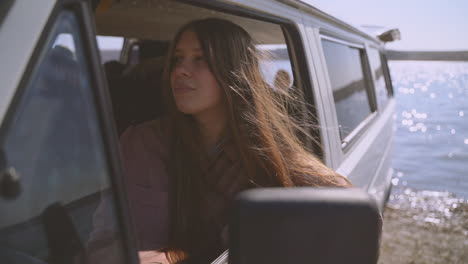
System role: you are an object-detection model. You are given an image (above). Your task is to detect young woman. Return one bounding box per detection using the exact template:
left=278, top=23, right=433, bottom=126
left=120, top=18, right=351, bottom=263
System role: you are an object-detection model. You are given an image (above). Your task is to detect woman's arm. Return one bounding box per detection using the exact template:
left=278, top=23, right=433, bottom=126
left=119, top=121, right=171, bottom=250
left=87, top=121, right=171, bottom=262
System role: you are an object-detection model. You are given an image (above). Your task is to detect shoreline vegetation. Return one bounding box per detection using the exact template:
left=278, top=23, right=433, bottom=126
left=379, top=187, right=468, bottom=264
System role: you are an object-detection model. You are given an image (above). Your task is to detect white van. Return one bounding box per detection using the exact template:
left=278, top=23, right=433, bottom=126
left=0, top=0, right=402, bottom=263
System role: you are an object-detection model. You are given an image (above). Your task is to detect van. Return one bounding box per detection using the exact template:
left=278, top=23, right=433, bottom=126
left=0, top=0, right=399, bottom=263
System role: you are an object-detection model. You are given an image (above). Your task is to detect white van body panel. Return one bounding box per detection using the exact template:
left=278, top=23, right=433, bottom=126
left=0, top=0, right=56, bottom=125
left=336, top=100, right=395, bottom=208
left=224, top=0, right=302, bottom=19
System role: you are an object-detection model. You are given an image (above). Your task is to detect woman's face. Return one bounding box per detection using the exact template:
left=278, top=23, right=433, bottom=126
left=170, top=30, right=223, bottom=116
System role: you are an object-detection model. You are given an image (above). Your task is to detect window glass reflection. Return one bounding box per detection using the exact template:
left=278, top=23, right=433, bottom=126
left=257, top=44, right=294, bottom=90
left=322, top=39, right=372, bottom=139
left=0, top=11, right=125, bottom=264
left=369, top=48, right=389, bottom=109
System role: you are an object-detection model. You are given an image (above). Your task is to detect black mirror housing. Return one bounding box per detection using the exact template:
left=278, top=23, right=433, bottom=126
left=229, top=188, right=382, bottom=264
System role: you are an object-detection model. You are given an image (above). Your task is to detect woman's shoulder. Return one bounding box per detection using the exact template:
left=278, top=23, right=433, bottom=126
left=120, top=117, right=172, bottom=155
left=120, top=116, right=171, bottom=139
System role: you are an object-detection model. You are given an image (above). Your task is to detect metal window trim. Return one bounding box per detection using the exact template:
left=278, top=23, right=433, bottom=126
left=381, top=52, right=395, bottom=97
left=305, top=25, right=341, bottom=167
left=281, top=24, right=324, bottom=158
left=320, top=34, right=365, bottom=49
left=341, top=111, right=378, bottom=151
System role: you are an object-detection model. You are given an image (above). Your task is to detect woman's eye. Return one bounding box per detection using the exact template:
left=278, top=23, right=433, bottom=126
left=194, top=56, right=205, bottom=63
left=172, top=56, right=183, bottom=65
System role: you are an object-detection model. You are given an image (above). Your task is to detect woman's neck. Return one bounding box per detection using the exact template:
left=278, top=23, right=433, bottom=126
left=194, top=106, right=227, bottom=149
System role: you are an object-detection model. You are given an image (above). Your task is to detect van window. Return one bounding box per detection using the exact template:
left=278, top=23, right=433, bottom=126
left=0, top=11, right=126, bottom=263
left=321, top=38, right=374, bottom=140
left=368, top=48, right=389, bottom=109
left=257, top=44, right=294, bottom=90
left=96, top=35, right=124, bottom=63
left=95, top=1, right=306, bottom=136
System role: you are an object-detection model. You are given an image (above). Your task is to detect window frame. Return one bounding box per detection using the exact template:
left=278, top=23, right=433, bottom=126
left=319, top=34, right=378, bottom=150
left=0, top=1, right=139, bottom=264
left=96, top=35, right=125, bottom=63
left=381, top=51, right=395, bottom=97
left=178, top=0, right=323, bottom=158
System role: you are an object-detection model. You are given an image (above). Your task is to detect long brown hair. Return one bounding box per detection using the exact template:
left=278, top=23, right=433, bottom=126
left=161, top=18, right=350, bottom=263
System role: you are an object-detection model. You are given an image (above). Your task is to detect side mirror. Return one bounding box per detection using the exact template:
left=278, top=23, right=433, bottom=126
left=229, top=188, right=382, bottom=264
left=378, top=28, right=401, bottom=42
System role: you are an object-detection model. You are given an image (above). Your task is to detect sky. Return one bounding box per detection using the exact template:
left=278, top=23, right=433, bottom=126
left=304, top=0, right=468, bottom=51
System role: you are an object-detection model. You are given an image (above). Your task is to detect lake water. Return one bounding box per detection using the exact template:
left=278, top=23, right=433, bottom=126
left=389, top=61, right=468, bottom=199
left=378, top=61, right=468, bottom=264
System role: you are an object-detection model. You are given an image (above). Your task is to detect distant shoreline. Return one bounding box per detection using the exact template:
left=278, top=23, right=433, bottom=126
left=386, top=50, right=468, bottom=61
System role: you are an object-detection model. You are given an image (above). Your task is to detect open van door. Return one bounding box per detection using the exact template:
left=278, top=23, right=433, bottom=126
left=0, top=0, right=139, bottom=263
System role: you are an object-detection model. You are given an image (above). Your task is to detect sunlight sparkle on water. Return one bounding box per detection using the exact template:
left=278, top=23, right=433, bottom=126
left=415, top=113, right=427, bottom=119
left=402, top=119, right=413, bottom=126
left=388, top=186, right=466, bottom=227
left=390, top=61, right=468, bottom=200
left=402, top=111, right=412, bottom=119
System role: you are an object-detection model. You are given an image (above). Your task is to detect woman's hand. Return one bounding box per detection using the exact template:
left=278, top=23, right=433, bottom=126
left=139, top=251, right=170, bottom=264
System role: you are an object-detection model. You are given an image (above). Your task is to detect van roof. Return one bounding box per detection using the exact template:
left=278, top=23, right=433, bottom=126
left=95, top=0, right=381, bottom=45
left=285, top=0, right=381, bottom=42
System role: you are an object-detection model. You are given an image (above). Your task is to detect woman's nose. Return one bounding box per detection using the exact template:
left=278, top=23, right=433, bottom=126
left=174, top=60, right=192, bottom=77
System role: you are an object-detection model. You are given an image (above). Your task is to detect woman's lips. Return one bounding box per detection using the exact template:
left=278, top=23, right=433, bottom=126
left=173, top=82, right=195, bottom=95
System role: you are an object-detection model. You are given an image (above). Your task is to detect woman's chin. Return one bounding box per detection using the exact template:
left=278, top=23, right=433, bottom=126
left=174, top=101, right=224, bottom=118
left=175, top=103, right=200, bottom=115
